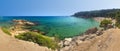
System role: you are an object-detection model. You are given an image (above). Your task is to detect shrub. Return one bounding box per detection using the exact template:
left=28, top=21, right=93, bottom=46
left=100, top=19, right=112, bottom=29
left=115, top=22, right=120, bottom=28
left=115, top=11, right=120, bottom=28
left=15, top=32, right=59, bottom=50
left=1, top=27, right=11, bottom=35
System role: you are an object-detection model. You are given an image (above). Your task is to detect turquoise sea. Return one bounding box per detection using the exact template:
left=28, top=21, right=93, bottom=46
left=0, top=16, right=99, bottom=39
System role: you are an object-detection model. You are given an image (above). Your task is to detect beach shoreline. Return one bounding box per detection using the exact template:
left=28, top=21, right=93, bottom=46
left=0, top=17, right=120, bottom=51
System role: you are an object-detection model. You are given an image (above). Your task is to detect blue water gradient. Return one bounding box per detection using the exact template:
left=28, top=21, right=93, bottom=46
left=0, top=16, right=99, bottom=39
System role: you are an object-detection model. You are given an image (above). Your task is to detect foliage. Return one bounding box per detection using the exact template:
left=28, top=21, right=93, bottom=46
left=100, top=19, right=112, bottom=29
left=15, top=32, right=59, bottom=50
left=73, top=8, right=120, bottom=28
left=1, top=27, right=11, bottom=35
left=73, top=9, right=120, bottom=18
left=115, top=11, right=120, bottom=28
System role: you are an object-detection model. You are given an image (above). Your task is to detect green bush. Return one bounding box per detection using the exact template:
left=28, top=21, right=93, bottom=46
left=15, top=32, right=59, bottom=50
left=115, top=11, right=120, bottom=28
left=1, top=27, right=11, bottom=35
left=115, top=22, right=120, bottom=28
left=100, top=19, right=112, bottom=29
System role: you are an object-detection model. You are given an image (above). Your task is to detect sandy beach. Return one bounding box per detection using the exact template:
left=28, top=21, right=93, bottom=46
left=93, top=17, right=112, bottom=22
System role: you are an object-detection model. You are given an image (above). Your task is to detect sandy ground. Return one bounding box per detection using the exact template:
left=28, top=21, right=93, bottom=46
left=93, top=17, right=106, bottom=22
left=0, top=28, right=51, bottom=51
left=105, top=28, right=120, bottom=51
left=1, top=27, right=120, bottom=51
left=69, top=28, right=120, bottom=51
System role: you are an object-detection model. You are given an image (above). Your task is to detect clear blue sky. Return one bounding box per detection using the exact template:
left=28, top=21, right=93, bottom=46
left=0, top=0, right=120, bottom=16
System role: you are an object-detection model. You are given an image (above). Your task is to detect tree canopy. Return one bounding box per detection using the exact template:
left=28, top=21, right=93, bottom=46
left=100, top=19, right=112, bottom=29
left=73, top=9, right=120, bottom=18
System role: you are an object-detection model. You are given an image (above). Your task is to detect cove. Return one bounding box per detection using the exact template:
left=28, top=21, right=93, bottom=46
left=0, top=16, right=99, bottom=39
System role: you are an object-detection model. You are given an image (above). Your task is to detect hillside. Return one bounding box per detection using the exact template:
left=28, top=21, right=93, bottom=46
left=73, top=9, right=120, bottom=18
left=88, top=28, right=120, bottom=51
left=0, top=28, right=51, bottom=51
left=60, top=28, right=120, bottom=51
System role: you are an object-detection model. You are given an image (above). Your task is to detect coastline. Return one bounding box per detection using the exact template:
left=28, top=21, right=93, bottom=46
left=0, top=17, right=120, bottom=51
left=93, top=17, right=114, bottom=22
left=93, top=17, right=106, bottom=22
left=0, top=27, right=52, bottom=51
left=0, top=16, right=99, bottom=39
left=60, top=27, right=120, bottom=51
left=59, top=17, right=119, bottom=51
left=1, top=24, right=120, bottom=51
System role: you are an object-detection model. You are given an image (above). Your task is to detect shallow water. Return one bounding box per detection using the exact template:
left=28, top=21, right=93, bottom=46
left=0, top=16, right=99, bottom=39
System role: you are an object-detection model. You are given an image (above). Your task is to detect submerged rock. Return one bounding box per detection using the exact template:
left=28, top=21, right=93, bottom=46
left=13, top=19, right=36, bottom=26
left=10, top=19, right=37, bottom=36
left=33, top=29, right=39, bottom=32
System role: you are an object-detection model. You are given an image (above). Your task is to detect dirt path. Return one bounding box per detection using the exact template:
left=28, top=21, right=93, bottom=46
left=105, top=28, right=120, bottom=51
left=0, top=28, right=51, bottom=51
left=88, top=28, right=120, bottom=51
left=68, top=28, right=120, bottom=51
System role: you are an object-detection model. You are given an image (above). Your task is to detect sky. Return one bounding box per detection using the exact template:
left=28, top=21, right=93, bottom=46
left=0, top=0, right=120, bottom=16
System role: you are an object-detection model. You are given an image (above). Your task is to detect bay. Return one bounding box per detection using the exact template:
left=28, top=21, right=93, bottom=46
left=0, top=16, right=99, bottom=39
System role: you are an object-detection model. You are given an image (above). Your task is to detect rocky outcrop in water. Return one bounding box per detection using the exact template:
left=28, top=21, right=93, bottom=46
left=13, top=19, right=36, bottom=26
left=0, top=28, right=52, bottom=51
left=10, top=19, right=43, bottom=36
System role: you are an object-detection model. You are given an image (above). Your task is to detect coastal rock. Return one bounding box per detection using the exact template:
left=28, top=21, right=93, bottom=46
left=60, top=46, right=70, bottom=51
left=78, top=35, right=89, bottom=41
left=25, top=22, right=36, bottom=26
left=96, top=29, right=103, bottom=36
left=65, top=38, right=72, bottom=42
left=13, top=19, right=36, bottom=26
left=63, top=38, right=72, bottom=46
left=59, top=41, right=64, bottom=47
left=63, top=41, right=70, bottom=46
left=85, top=34, right=96, bottom=40
left=85, top=27, right=98, bottom=34
left=11, top=19, right=37, bottom=36
left=75, top=40, right=83, bottom=45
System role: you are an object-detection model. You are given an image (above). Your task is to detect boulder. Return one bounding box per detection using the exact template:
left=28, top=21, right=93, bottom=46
left=85, top=34, right=96, bottom=40
left=65, top=38, right=72, bottom=42
left=96, top=30, right=103, bottom=36
left=58, top=41, right=64, bottom=48
left=63, top=38, right=72, bottom=46
left=79, top=35, right=89, bottom=41
left=60, top=46, right=70, bottom=51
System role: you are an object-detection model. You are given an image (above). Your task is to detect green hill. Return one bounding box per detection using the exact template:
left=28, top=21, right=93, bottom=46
left=73, top=9, right=120, bottom=18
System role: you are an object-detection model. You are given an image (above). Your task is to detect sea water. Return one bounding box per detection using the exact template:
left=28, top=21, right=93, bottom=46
left=0, top=16, right=99, bottom=39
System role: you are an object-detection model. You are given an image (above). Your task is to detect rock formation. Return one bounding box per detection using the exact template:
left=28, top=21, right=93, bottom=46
left=59, top=27, right=104, bottom=51
left=85, top=27, right=98, bottom=34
